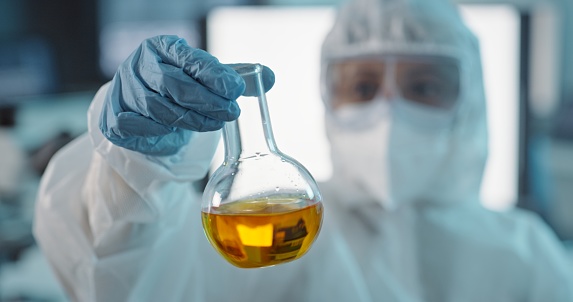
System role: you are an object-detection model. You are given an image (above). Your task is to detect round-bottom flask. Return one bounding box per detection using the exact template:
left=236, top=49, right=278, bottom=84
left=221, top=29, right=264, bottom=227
left=201, top=64, right=323, bottom=268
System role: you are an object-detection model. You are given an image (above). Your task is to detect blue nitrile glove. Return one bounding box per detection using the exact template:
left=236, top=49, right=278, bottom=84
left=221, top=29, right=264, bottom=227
left=99, top=35, right=275, bottom=156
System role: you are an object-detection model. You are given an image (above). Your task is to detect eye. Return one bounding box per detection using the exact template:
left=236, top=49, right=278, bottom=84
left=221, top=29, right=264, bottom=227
left=352, top=80, right=379, bottom=102
left=409, top=80, right=444, bottom=98
left=402, top=73, right=459, bottom=107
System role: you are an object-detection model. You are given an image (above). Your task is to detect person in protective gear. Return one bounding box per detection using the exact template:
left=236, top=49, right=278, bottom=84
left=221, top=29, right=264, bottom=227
left=34, top=0, right=573, bottom=301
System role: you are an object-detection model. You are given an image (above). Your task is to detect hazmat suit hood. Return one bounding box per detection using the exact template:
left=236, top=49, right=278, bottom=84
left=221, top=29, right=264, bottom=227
left=320, top=0, right=489, bottom=207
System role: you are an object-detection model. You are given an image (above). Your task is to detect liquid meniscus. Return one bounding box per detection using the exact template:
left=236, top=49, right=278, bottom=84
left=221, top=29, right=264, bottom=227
left=202, top=199, right=323, bottom=268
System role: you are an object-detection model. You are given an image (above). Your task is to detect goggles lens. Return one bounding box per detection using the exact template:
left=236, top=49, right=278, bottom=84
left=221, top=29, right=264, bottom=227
left=329, top=57, right=460, bottom=110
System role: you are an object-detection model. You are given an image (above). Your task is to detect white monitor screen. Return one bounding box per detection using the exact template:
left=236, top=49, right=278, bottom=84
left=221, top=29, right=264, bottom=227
left=207, top=4, right=520, bottom=211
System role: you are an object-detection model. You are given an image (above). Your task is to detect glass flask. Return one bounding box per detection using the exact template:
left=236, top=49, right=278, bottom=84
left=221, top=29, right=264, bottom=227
left=201, top=63, right=324, bottom=269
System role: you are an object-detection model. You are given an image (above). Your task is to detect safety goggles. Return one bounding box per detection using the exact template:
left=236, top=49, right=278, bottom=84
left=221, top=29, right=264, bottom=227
left=327, top=55, right=460, bottom=110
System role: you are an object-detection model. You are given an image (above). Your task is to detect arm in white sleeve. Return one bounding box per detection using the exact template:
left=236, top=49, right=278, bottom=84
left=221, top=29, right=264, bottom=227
left=33, top=82, right=221, bottom=302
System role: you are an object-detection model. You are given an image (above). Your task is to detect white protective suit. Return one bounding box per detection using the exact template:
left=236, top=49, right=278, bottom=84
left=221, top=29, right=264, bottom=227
left=34, top=0, right=573, bottom=301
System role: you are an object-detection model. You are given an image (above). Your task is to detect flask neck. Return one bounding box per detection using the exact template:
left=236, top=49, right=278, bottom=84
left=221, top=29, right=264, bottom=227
left=222, top=104, right=279, bottom=161
left=222, top=64, right=280, bottom=162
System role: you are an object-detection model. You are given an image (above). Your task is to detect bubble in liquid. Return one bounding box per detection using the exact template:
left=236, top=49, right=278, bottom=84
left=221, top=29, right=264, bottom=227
left=275, top=187, right=280, bottom=192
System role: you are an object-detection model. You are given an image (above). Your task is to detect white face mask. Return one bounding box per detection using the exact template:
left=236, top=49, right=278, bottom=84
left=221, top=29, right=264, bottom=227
left=326, top=97, right=454, bottom=210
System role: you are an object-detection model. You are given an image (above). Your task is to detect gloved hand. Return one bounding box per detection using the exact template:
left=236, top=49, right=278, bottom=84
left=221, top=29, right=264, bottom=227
left=99, top=35, right=275, bottom=156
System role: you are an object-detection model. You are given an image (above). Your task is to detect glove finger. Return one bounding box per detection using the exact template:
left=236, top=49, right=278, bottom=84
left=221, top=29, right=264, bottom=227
left=145, top=36, right=245, bottom=100
left=143, top=62, right=241, bottom=122
left=226, top=64, right=275, bottom=96
left=172, top=109, right=226, bottom=132
left=137, top=92, right=226, bottom=132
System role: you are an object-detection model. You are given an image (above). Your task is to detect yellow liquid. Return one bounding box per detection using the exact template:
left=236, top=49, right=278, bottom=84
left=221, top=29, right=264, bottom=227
left=202, top=200, right=323, bottom=268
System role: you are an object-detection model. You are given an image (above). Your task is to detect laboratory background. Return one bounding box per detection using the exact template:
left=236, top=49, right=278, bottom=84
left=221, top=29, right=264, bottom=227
left=0, top=0, right=572, bottom=300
